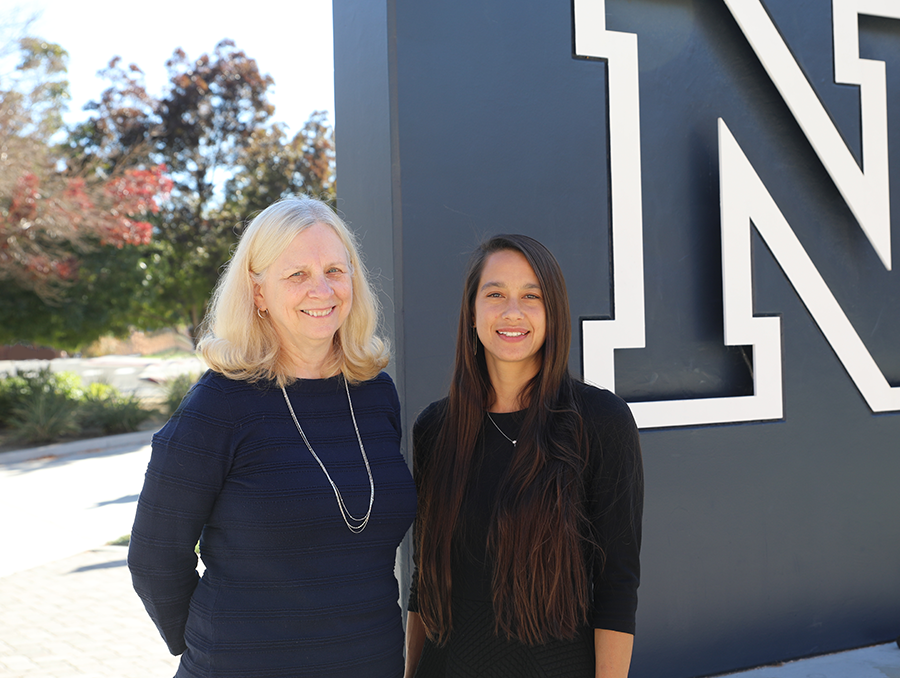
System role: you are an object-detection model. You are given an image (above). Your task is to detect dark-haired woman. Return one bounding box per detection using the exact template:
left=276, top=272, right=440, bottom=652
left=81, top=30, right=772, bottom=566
left=404, top=235, right=643, bottom=678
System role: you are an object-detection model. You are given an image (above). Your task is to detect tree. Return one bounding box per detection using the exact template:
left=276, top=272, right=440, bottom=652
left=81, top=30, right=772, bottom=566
left=2, top=33, right=336, bottom=350
left=73, top=41, right=337, bottom=342
left=224, top=111, right=336, bottom=217
left=159, top=41, right=274, bottom=210
left=65, top=56, right=158, bottom=174
left=65, top=40, right=276, bottom=339
left=0, top=20, right=171, bottom=350
left=0, top=244, right=152, bottom=351
left=0, top=27, right=171, bottom=301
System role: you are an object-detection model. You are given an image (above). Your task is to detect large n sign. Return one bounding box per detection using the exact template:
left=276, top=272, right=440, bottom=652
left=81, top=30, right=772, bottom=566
left=333, top=1, right=900, bottom=674
left=578, top=0, right=900, bottom=429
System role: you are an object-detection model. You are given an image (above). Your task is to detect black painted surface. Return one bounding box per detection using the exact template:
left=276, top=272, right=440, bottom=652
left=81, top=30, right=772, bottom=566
left=334, top=1, right=900, bottom=676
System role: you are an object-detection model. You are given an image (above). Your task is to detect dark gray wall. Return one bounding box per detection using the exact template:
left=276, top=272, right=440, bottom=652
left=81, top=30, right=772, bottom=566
left=334, top=1, right=900, bottom=676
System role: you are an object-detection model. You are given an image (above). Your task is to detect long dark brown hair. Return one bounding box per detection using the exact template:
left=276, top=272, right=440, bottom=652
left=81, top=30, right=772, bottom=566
left=414, top=234, right=592, bottom=645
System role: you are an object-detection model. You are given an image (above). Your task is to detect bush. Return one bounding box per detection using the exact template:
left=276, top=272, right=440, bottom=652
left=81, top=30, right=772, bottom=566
left=0, top=367, right=81, bottom=430
left=78, top=385, right=153, bottom=435
left=42, top=370, right=84, bottom=400
left=0, top=375, right=28, bottom=428
left=0, top=368, right=154, bottom=444
left=10, top=389, right=81, bottom=444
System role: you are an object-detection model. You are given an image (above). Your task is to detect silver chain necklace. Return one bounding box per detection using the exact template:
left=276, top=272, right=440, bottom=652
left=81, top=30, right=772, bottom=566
left=486, top=412, right=517, bottom=447
left=281, top=377, right=374, bottom=533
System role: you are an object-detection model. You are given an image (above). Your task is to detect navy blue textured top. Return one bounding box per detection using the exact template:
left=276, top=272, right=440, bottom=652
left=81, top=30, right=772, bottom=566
left=128, top=370, right=416, bottom=678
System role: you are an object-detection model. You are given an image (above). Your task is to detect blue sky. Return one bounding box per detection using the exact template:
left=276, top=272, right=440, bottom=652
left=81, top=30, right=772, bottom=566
left=22, top=0, right=335, bottom=133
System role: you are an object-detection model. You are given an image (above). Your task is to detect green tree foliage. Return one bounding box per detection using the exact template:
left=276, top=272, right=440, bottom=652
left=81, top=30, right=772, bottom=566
left=2, top=33, right=336, bottom=351
left=0, top=245, right=157, bottom=350
left=69, top=40, right=336, bottom=342
left=224, top=112, right=336, bottom=217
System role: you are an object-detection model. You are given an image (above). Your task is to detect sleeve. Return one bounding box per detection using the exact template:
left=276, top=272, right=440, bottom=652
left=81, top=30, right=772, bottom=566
left=586, top=390, right=644, bottom=635
left=127, top=373, right=236, bottom=655
left=406, top=400, right=445, bottom=613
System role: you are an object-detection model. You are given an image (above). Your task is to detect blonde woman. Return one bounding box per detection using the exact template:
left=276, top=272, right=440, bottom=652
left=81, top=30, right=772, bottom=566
left=129, top=197, right=416, bottom=678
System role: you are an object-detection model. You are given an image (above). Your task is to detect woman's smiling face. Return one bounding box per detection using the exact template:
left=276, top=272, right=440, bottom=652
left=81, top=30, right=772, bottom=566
left=473, top=249, right=546, bottom=375
left=254, top=222, right=353, bottom=362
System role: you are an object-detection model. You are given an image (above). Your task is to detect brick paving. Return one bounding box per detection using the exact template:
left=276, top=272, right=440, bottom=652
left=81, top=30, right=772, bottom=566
left=0, top=546, right=179, bottom=678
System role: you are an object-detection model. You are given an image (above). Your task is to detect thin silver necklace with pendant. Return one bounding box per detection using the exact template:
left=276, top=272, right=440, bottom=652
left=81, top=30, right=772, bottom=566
left=486, top=412, right=517, bottom=447
left=281, top=377, right=374, bottom=533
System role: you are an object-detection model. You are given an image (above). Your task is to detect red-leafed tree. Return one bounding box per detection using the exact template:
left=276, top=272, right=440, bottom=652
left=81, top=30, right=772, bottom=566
left=0, top=26, right=172, bottom=299
left=0, top=165, right=172, bottom=289
left=0, top=21, right=173, bottom=350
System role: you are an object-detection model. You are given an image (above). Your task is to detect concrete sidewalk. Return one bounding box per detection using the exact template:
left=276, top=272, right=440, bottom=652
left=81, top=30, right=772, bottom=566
left=1, top=436, right=898, bottom=678
left=0, top=546, right=180, bottom=677
left=0, top=436, right=181, bottom=677
left=0, top=432, right=154, bottom=578
left=712, top=643, right=900, bottom=677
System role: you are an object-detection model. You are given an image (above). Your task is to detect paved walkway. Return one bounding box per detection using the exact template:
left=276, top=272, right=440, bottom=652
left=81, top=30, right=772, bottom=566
left=712, top=643, right=900, bottom=677
left=1, top=438, right=898, bottom=678
left=0, top=546, right=180, bottom=677
left=0, top=438, right=180, bottom=677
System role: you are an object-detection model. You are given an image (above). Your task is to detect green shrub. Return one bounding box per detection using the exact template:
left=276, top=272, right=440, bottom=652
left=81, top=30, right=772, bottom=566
left=18, top=367, right=83, bottom=399
left=10, top=389, right=81, bottom=444
left=78, top=388, right=153, bottom=435
left=0, top=372, right=41, bottom=428
left=0, top=376, right=27, bottom=428
left=44, top=370, right=84, bottom=400
left=164, top=372, right=201, bottom=417
left=1, top=367, right=82, bottom=432
left=82, top=381, right=118, bottom=400
left=2, top=369, right=154, bottom=443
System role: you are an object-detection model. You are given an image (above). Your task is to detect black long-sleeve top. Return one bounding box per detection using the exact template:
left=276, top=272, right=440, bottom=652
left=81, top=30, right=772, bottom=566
left=408, top=382, right=643, bottom=676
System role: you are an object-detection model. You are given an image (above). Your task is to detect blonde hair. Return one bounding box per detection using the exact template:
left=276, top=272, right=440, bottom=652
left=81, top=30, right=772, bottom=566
left=199, top=196, right=389, bottom=385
